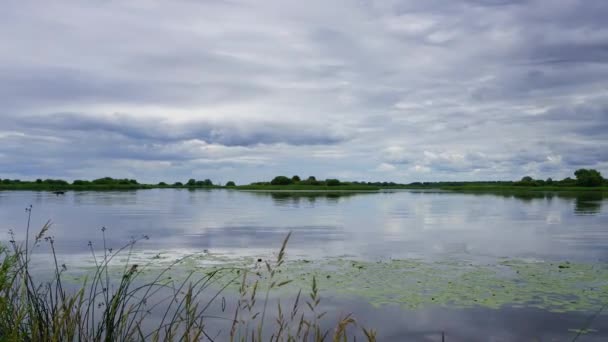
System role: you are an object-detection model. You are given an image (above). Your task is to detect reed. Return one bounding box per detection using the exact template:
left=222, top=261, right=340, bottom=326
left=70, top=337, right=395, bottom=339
left=0, top=207, right=376, bottom=341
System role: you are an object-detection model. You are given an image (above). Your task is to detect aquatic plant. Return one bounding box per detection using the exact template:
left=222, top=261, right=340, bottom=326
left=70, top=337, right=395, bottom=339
left=0, top=207, right=376, bottom=341
left=109, top=253, right=608, bottom=316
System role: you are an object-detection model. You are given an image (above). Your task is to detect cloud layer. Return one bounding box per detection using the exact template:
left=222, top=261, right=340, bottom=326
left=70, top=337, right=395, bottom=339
left=1, top=0, right=607, bottom=183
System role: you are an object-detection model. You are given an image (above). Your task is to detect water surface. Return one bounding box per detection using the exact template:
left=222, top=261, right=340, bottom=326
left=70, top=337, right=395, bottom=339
left=1, top=189, right=607, bottom=340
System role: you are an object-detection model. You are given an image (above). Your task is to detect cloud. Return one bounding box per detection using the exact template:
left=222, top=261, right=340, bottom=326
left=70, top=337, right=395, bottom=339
left=375, top=163, right=397, bottom=172
left=0, top=0, right=607, bottom=182
left=16, top=112, right=348, bottom=147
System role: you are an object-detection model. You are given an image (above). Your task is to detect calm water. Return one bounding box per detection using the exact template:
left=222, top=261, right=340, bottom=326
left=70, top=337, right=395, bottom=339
left=1, top=189, right=607, bottom=262
left=1, top=189, right=608, bottom=341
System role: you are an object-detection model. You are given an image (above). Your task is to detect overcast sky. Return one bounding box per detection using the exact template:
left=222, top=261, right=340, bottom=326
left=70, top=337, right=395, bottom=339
left=1, top=0, right=607, bottom=184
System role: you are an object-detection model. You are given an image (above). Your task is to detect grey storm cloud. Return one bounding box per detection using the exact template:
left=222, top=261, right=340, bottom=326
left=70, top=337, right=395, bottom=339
left=0, top=0, right=607, bottom=183
left=15, top=113, right=347, bottom=147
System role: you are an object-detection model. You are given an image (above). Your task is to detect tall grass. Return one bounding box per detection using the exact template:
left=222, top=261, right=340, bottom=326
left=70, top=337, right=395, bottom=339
left=0, top=207, right=376, bottom=341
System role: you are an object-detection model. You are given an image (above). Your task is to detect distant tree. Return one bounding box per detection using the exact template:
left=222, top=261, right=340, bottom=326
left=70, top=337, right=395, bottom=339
left=546, top=177, right=553, bottom=185
left=560, top=177, right=576, bottom=185
left=73, top=180, right=89, bottom=185
left=270, top=176, right=293, bottom=185
left=225, top=181, right=236, bottom=187
left=521, top=176, right=533, bottom=182
left=194, top=179, right=213, bottom=187
left=186, top=179, right=196, bottom=186
left=291, top=175, right=301, bottom=182
left=303, top=176, right=319, bottom=185
left=2, top=179, right=11, bottom=184
left=174, top=182, right=183, bottom=186
left=158, top=182, right=167, bottom=186
left=44, top=179, right=68, bottom=185
left=574, top=169, right=604, bottom=187
left=326, top=179, right=341, bottom=186
left=92, top=177, right=116, bottom=185
left=35, top=179, right=42, bottom=184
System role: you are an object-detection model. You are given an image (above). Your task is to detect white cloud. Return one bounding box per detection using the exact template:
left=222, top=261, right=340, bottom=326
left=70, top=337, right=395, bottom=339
left=375, top=163, right=397, bottom=172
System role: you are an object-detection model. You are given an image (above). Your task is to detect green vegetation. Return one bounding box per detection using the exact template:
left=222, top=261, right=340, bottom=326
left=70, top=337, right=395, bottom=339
left=0, top=210, right=376, bottom=341
left=270, top=176, right=293, bottom=185
left=109, top=248, right=608, bottom=315
left=186, top=178, right=214, bottom=187
left=574, top=168, right=605, bottom=187
left=238, top=184, right=380, bottom=191
left=241, top=175, right=379, bottom=191
left=0, top=177, right=221, bottom=191
left=237, top=169, right=607, bottom=193
left=1, top=168, right=606, bottom=193
left=272, top=258, right=608, bottom=313
left=393, top=168, right=608, bottom=192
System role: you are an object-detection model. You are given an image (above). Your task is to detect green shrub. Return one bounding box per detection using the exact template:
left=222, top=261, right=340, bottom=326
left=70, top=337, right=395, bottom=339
left=326, top=179, right=341, bottom=186
left=73, top=180, right=90, bottom=186
left=301, top=176, right=319, bottom=185
left=574, top=169, right=604, bottom=187
left=270, top=176, right=293, bottom=185
left=192, top=179, right=213, bottom=187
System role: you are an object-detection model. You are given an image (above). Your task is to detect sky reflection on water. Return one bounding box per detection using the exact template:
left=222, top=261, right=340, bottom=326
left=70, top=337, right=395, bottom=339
left=0, top=189, right=607, bottom=263
left=2, top=189, right=608, bottom=340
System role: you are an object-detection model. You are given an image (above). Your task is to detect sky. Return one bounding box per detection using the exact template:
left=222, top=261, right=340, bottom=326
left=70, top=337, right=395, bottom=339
left=1, top=0, right=607, bottom=184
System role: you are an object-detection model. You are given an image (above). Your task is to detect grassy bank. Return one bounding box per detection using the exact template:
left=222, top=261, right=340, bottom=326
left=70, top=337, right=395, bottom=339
left=3, top=182, right=607, bottom=194
left=0, top=177, right=225, bottom=192
left=0, top=183, right=159, bottom=191
left=0, top=183, right=222, bottom=191
left=0, top=209, right=376, bottom=341
left=399, top=184, right=608, bottom=192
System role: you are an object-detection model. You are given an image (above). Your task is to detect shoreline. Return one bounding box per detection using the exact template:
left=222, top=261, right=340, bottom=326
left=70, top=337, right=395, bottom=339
left=1, top=185, right=607, bottom=193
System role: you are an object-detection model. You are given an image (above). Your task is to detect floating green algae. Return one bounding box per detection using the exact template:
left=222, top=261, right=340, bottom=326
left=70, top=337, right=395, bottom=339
left=63, top=251, right=608, bottom=314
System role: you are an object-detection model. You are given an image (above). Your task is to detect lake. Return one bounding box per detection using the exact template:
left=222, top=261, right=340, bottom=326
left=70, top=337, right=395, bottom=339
left=1, top=189, right=607, bottom=341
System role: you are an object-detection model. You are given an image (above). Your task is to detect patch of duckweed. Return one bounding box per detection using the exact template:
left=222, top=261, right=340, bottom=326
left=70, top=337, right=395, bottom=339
left=64, top=251, right=608, bottom=313
left=273, top=258, right=608, bottom=313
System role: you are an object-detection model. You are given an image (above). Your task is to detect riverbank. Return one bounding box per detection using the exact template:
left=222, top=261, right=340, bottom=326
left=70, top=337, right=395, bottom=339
left=401, top=184, right=608, bottom=192
left=2, top=183, right=608, bottom=193
left=0, top=183, right=223, bottom=191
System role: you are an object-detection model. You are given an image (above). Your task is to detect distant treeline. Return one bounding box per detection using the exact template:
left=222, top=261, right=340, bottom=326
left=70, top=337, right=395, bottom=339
left=404, top=169, right=607, bottom=188
left=251, top=176, right=343, bottom=186
left=0, top=177, right=237, bottom=190
left=1, top=169, right=606, bottom=191
left=251, top=169, right=607, bottom=190
left=238, top=175, right=378, bottom=190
